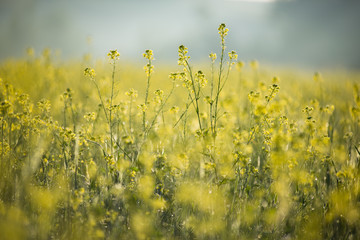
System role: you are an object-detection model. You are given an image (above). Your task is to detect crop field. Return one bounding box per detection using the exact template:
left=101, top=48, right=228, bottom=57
left=0, top=24, right=360, bottom=239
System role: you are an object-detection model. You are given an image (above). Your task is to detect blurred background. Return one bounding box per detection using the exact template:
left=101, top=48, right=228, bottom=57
left=1, top=0, right=359, bottom=70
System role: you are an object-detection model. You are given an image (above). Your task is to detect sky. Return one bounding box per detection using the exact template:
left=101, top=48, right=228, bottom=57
left=0, top=0, right=359, bottom=69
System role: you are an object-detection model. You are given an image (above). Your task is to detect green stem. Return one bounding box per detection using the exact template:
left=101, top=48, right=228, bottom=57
left=110, top=60, right=116, bottom=155
left=1, top=120, right=4, bottom=161
left=213, top=42, right=225, bottom=138
left=145, top=82, right=175, bottom=137
left=185, top=60, right=202, bottom=132
left=129, top=96, right=133, bottom=132
left=210, top=61, right=215, bottom=134
left=91, top=79, right=109, bottom=123
left=143, top=59, right=151, bottom=132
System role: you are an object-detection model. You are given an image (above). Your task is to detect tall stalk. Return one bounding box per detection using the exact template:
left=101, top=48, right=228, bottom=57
left=212, top=24, right=237, bottom=141
left=178, top=45, right=203, bottom=133
left=142, top=50, right=154, bottom=133
left=107, top=50, right=120, bottom=156
left=209, top=52, right=216, bottom=136
left=109, top=59, right=116, bottom=156
left=185, top=60, right=203, bottom=131
left=213, top=24, right=228, bottom=139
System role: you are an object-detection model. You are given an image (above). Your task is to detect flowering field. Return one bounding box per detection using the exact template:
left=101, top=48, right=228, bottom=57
left=0, top=24, right=359, bottom=239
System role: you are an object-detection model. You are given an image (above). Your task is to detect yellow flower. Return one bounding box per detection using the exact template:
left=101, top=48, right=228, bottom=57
left=195, top=70, right=207, bottom=88
left=84, top=67, right=96, bottom=77
left=143, top=49, right=154, bottom=60
left=218, top=23, right=229, bottom=45
left=137, top=103, right=148, bottom=112
left=178, top=45, right=190, bottom=66
left=169, top=106, right=179, bottom=114
left=107, top=49, right=120, bottom=60
left=125, top=88, right=138, bottom=98
left=228, top=50, right=238, bottom=61
left=209, top=52, right=217, bottom=63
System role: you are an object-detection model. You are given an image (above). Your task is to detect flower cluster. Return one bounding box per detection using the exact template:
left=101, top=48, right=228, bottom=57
left=154, top=89, right=164, bottom=103
left=143, top=49, right=154, bottom=61
left=178, top=45, right=190, bottom=66
left=169, top=72, right=185, bottom=82
left=137, top=103, right=148, bottom=112
left=84, top=67, right=96, bottom=77
left=195, top=70, right=207, bottom=88
left=125, top=88, right=138, bottom=98
left=209, top=52, right=217, bottom=63
left=228, top=50, right=238, bottom=61
left=218, top=23, right=229, bottom=46
left=107, top=49, right=120, bottom=60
